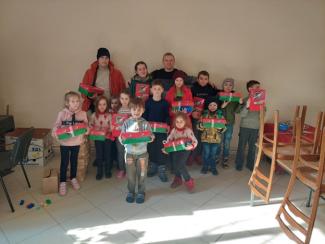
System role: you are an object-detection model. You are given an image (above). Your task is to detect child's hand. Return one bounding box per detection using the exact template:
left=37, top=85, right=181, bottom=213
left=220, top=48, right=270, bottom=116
left=239, top=98, right=244, bottom=104
left=85, top=128, right=90, bottom=135
left=192, top=111, right=201, bottom=119
left=161, top=148, right=168, bottom=154
left=246, top=99, right=250, bottom=108
left=185, top=145, right=194, bottom=151
left=222, top=101, right=230, bottom=108
left=150, top=136, right=155, bottom=143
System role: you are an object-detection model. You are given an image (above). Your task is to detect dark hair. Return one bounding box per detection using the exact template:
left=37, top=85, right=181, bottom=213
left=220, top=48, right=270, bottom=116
left=246, top=80, right=260, bottom=91
left=197, top=70, right=209, bottom=79
left=162, top=52, right=175, bottom=60
left=134, top=61, right=147, bottom=71
left=64, top=91, right=80, bottom=108
left=151, top=80, right=164, bottom=89
left=130, top=97, right=145, bottom=110
left=172, top=112, right=192, bottom=129
left=120, top=89, right=131, bottom=97
left=95, top=95, right=109, bottom=114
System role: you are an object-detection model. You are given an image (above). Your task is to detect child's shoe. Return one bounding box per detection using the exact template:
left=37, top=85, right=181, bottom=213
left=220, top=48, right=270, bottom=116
left=200, top=166, right=208, bottom=174
left=158, top=165, right=168, bottom=182
left=116, top=170, right=126, bottom=179
left=147, top=162, right=158, bottom=177
left=185, top=178, right=195, bottom=193
left=222, top=158, right=229, bottom=169
left=170, top=176, right=183, bottom=188
left=59, top=182, right=67, bottom=196
left=211, top=168, right=219, bottom=176
left=71, top=178, right=80, bottom=190
left=135, top=193, right=145, bottom=204
left=126, top=192, right=135, bottom=203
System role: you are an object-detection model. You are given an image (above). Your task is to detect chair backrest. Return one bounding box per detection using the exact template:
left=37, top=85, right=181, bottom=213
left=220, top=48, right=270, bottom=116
left=9, top=128, right=34, bottom=167
left=291, top=117, right=302, bottom=172
left=293, top=105, right=307, bottom=137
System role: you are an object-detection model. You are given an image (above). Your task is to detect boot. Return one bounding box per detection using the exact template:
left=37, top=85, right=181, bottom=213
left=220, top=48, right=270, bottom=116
left=147, top=162, right=158, bottom=177
left=158, top=165, right=168, bottom=182
left=170, top=176, right=183, bottom=188
left=96, top=164, right=104, bottom=180
left=185, top=178, right=195, bottom=193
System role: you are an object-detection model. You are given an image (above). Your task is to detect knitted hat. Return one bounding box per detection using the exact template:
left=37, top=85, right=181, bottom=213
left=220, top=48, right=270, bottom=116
left=222, top=77, right=235, bottom=88
left=204, top=96, right=220, bottom=110
left=97, top=48, right=110, bottom=59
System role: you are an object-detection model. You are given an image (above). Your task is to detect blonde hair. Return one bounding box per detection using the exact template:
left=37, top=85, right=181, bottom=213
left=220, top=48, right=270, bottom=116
left=64, top=91, right=80, bottom=108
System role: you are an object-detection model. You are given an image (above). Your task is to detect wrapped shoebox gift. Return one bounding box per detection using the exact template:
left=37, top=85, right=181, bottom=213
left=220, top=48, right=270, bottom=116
left=193, top=97, right=205, bottom=112
left=120, top=131, right=152, bottom=144
left=42, top=168, right=58, bottom=194
left=78, top=83, right=104, bottom=97
left=218, top=92, right=242, bottom=102
left=135, top=83, right=150, bottom=100
left=201, top=118, right=227, bottom=129
left=163, top=138, right=193, bottom=153
left=249, top=88, right=266, bottom=111
left=111, top=114, right=130, bottom=137
left=149, top=122, right=169, bottom=133
left=5, top=128, right=53, bottom=166
left=171, top=101, right=194, bottom=114
left=88, top=128, right=106, bottom=141
left=56, top=123, right=87, bottom=140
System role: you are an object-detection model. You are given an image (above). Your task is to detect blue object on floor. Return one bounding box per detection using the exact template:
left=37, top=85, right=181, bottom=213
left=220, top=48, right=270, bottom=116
left=19, top=199, right=25, bottom=206
left=279, top=123, right=289, bottom=132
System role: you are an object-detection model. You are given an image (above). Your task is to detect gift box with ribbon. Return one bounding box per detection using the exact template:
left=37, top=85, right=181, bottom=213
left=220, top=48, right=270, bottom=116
left=201, top=118, right=227, bottom=129
left=78, top=83, right=104, bottom=97
left=171, top=101, right=194, bottom=114
left=111, top=113, right=130, bottom=137
left=135, top=83, right=150, bottom=100
left=120, top=131, right=152, bottom=144
left=149, top=122, right=169, bottom=133
left=249, top=88, right=266, bottom=111
left=88, top=128, right=106, bottom=141
left=193, top=97, right=205, bottom=112
left=56, top=123, right=87, bottom=140
left=218, top=92, right=242, bottom=102
left=163, top=138, right=193, bottom=153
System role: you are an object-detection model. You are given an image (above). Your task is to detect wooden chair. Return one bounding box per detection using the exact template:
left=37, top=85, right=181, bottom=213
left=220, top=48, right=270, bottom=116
left=276, top=120, right=325, bottom=244
left=292, top=105, right=307, bottom=139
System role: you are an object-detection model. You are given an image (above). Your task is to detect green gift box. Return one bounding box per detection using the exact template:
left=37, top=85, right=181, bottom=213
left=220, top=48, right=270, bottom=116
left=79, top=83, right=104, bottom=97
left=56, top=124, right=87, bottom=140
left=149, top=122, right=169, bottom=133
left=163, top=138, right=192, bottom=153
left=120, top=131, right=152, bottom=144
left=201, top=118, right=226, bottom=129
left=218, top=92, right=241, bottom=102
left=89, top=128, right=106, bottom=141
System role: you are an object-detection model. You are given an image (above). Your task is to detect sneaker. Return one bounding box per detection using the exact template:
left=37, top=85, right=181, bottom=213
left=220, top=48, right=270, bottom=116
left=135, top=193, right=145, bottom=204
left=200, top=167, right=208, bottom=174
left=170, top=176, right=183, bottom=188
left=211, top=168, right=219, bottom=175
left=59, top=182, right=67, bottom=196
left=96, top=173, right=103, bottom=180
left=116, top=170, right=126, bottom=179
left=158, top=165, right=168, bottom=182
left=185, top=178, right=195, bottom=193
left=222, top=162, right=229, bottom=169
left=71, top=178, right=80, bottom=190
left=236, top=165, right=243, bottom=171
left=126, top=192, right=135, bottom=203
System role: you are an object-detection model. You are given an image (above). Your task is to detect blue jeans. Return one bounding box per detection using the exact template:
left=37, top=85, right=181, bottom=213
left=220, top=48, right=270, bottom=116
left=216, top=124, right=233, bottom=160
left=202, top=143, right=220, bottom=170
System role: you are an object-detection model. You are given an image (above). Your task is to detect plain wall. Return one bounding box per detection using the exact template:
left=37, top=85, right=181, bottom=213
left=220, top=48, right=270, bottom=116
left=0, top=0, right=324, bottom=148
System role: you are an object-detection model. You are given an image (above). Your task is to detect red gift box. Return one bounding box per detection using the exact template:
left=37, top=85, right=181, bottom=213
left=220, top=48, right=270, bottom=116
left=201, top=118, right=226, bottom=129
left=249, top=88, right=266, bottom=111
left=111, top=113, right=130, bottom=137
left=171, top=101, right=194, bottom=114
left=88, top=128, right=106, bottom=141
left=163, top=138, right=193, bottom=153
left=135, top=83, right=150, bottom=101
left=218, top=92, right=242, bottom=102
left=56, top=123, right=87, bottom=140
left=149, top=122, right=169, bottom=133
left=79, top=83, right=104, bottom=97
left=193, top=97, right=205, bottom=111
left=120, top=131, right=152, bottom=144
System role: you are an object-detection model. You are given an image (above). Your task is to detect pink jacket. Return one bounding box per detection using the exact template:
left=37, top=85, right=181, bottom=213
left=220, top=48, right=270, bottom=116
left=52, top=108, right=88, bottom=146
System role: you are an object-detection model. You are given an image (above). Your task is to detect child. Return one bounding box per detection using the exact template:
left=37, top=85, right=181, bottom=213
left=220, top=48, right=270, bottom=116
left=115, top=90, right=132, bottom=178
left=218, top=78, right=243, bottom=168
left=107, top=95, right=120, bottom=169
left=129, top=61, right=152, bottom=100
left=119, top=98, right=154, bottom=204
left=164, top=112, right=197, bottom=192
left=89, top=96, right=113, bottom=180
left=52, top=91, right=88, bottom=196
left=235, top=80, right=262, bottom=171
left=190, top=70, right=218, bottom=165
left=197, top=97, right=226, bottom=175
left=143, top=80, right=170, bottom=182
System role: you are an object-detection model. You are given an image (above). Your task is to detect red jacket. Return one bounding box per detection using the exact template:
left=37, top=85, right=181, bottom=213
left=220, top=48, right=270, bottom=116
left=165, top=85, right=193, bottom=118
left=81, top=61, right=126, bottom=111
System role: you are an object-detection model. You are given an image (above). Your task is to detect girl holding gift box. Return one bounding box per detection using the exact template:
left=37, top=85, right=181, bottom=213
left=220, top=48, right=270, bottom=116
left=114, top=90, right=132, bottom=179
left=129, top=61, right=152, bottom=101
left=52, top=91, right=88, bottom=196
left=218, top=78, right=244, bottom=168
left=163, top=112, right=197, bottom=192
left=89, top=96, right=114, bottom=180
left=119, top=98, right=154, bottom=204
left=197, top=97, right=226, bottom=175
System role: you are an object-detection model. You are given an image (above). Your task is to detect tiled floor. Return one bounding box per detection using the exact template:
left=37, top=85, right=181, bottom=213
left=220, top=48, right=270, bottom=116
left=0, top=151, right=324, bottom=244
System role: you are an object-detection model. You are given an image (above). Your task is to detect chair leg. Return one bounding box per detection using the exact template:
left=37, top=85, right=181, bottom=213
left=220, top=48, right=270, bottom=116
left=20, top=162, right=31, bottom=188
left=306, top=189, right=313, bottom=207
left=305, top=189, right=321, bottom=244
left=0, top=176, right=15, bottom=212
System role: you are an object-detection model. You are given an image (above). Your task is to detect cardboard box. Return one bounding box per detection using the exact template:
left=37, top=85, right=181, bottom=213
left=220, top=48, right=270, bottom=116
left=42, top=168, right=58, bottom=194
left=5, top=128, right=54, bottom=166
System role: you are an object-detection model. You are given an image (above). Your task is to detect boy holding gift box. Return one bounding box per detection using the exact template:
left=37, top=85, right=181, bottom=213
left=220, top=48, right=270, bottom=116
left=119, top=98, right=154, bottom=204
left=190, top=70, right=218, bottom=165
left=235, top=80, right=263, bottom=171
left=197, top=97, right=226, bottom=175
left=52, top=91, right=88, bottom=196
left=143, top=80, right=170, bottom=182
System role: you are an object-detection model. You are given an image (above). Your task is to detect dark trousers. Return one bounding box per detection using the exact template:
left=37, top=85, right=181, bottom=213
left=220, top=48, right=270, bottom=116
left=235, top=127, right=259, bottom=170
left=191, top=118, right=202, bottom=158
left=116, top=140, right=126, bottom=171
left=60, top=145, right=80, bottom=182
left=170, top=150, right=191, bottom=181
left=95, top=139, right=112, bottom=173
left=148, top=133, right=168, bottom=166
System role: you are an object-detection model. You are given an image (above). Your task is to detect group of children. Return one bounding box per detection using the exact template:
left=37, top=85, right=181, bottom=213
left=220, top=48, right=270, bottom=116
left=53, top=60, right=263, bottom=204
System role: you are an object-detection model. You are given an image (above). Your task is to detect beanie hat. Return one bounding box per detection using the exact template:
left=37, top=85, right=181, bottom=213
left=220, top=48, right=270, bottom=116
left=222, top=78, right=235, bottom=88
left=173, top=70, right=187, bottom=82
left=97, top=48, right=110, bottom=59
left=204, top=96, right=220, bottom=110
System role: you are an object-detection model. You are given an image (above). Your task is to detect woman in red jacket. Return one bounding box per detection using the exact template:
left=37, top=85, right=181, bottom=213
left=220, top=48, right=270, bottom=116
left=81, top=48, right=126, bottom=112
